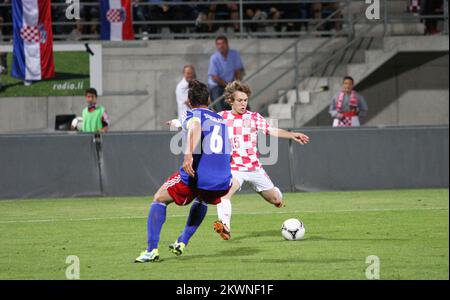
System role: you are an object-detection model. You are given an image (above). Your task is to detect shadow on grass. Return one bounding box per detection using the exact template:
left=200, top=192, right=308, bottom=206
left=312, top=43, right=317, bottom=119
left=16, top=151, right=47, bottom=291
left=303, top=235, right=410, bottom=242
left=0, top=72, right=88, bottom=95
left=53, top=72, right=89, bottom=80
left=158, top=254, right=356, bottom=265
left=0, top=81, right=24, bottom=92
left=227, top=231, right=410, bottom=243
left=230, top=230, right=280, bottom=241
left=159, top=247, right=263, bottom=262
left=238, top=257, right=357, bottom=264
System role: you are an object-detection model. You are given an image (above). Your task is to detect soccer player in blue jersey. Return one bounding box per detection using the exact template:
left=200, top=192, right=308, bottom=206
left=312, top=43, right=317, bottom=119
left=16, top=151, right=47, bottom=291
left=135, top=80, right=233, bottom=263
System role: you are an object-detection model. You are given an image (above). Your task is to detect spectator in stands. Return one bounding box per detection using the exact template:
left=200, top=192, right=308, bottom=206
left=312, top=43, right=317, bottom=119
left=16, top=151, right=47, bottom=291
left=133, top=0, right=150, bottom=39
left=208, top=1, right=240, bottom=32
left=148, top=0, right=186, bottom=35
left=83, top=1, right=100, bottom=37
left=244, top=1, right=282, bottom=33
left=208, top=36, right=244, bottom=112
left=243, top=0, right=268, bottom=33
left=408, top=0, right=421, bottom=14
left=186, top=0, right=209, bottom=33
left=278, top=3, right=301, bottom=33
left=175, top=65, right=196, bottom=121
left=313, top=0, right=342, bottom=34
left=270, top=3, right=313, bottom=34
left=0, top=0, right=9, bottom=89
left=65, top=0, right=99, bottom=40
left=421, top=0, right=444, bottom=35
left=80, top=88, right=110, bottom=133
left=275, top=3, right=313, bottom=33
left=68, top=20, right=84, bottom=41
left=52, top=0, right=71, bottom=39
left=329, top=76, right=368, bottom=127
left=298, top=2, right=312, bottom=32
left=0, top=0, right=10, bottom=36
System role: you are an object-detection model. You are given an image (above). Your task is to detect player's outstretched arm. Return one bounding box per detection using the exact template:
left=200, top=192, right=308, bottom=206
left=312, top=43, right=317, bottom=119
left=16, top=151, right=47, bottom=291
left=268, top=128, right=310, bottom=145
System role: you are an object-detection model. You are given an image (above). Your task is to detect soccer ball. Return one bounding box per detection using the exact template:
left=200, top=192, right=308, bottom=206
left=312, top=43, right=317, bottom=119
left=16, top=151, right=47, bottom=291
left=281, top=218, right=305, bottom=241
left=71, top=117, right=83, bottom=131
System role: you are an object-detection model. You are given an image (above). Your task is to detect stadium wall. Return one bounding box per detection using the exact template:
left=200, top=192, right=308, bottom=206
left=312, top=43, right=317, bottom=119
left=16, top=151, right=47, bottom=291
left=1, top=37, right=448, bottom=133
left=0, top=125, right=448, bottom=199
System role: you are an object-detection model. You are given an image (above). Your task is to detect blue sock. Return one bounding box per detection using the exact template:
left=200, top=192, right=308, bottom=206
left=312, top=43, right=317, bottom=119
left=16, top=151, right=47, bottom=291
left=178, top=200, right=208, bottom=245
left=147, top=202, right=167, bottom=252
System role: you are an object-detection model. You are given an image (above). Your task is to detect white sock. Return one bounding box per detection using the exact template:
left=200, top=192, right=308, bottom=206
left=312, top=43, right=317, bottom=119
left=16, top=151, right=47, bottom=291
left=216, top=198, right=232, bottom=230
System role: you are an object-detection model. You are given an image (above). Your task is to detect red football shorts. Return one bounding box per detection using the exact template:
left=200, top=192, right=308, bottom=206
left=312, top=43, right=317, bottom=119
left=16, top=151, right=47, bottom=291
left=164, top=172, right=230, bottom=206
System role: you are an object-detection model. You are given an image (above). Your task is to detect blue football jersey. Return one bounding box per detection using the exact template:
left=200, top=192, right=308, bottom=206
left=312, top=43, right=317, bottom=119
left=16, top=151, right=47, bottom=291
left=180, top=108, right=232, bottom=191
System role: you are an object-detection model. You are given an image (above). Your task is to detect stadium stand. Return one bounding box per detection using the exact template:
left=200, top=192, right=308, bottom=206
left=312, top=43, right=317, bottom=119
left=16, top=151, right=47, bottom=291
left=0, top=0, right=448, bottom=132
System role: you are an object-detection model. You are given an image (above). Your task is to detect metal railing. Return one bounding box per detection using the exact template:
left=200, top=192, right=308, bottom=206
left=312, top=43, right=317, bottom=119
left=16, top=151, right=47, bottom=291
left=0, top=0, right=350, bottom=41
left=0, top=1, right=448, bottom=39
left=1, top=0, right=447, bottom=40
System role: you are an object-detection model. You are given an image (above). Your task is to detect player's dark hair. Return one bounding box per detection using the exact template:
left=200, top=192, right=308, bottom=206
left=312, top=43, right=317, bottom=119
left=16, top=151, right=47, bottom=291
left=343, top=76, right=354, bottom=83
left=188, top=80, right=210, bottom=107
left=224, top=81, right=252, bottom=104
left=85, top=87, right=97, bottom=97
left=215, top=35, right=228, bottom=44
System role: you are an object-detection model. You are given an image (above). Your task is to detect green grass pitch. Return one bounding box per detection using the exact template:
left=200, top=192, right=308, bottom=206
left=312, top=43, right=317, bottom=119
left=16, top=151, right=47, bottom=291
left=0, top=189, right=448, bottom=280
left=0, top=51, right=89, bottom=97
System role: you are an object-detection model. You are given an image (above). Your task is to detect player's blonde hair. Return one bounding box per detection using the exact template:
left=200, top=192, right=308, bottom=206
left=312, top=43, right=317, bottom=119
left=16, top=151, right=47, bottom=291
left=224, top=81, right=252, bottom=104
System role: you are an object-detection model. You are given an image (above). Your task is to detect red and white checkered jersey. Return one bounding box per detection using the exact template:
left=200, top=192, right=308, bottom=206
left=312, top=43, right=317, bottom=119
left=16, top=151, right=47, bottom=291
left=218, top=110, right=271, bottom=171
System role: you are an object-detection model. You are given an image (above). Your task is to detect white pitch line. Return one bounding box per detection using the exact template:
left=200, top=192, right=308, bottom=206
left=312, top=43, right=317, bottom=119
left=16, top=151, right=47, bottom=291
left=0, top=206, right=447, bottom=225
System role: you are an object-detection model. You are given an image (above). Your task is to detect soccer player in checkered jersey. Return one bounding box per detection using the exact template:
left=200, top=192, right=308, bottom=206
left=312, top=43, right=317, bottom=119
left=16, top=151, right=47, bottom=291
left=213, top=81, right=310, bottom=240
left=135, top=80, right=233, bottom=263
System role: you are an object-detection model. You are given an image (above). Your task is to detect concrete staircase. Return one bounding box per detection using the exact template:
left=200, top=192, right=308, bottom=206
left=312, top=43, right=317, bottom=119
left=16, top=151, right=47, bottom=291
left=268, top=36, right=385, bottom=127
left=266, top=0, right=439, bottom=128
left=268, top=34, right=448, bottom=128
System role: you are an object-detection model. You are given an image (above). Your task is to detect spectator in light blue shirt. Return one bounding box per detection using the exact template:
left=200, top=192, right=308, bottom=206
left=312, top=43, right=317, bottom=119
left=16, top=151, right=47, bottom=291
left=208, top=36, right=244, bottom=112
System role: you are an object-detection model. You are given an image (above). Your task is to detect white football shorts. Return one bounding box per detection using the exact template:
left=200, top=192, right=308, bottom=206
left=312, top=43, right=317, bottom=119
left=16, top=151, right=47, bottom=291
left=232, top=168, right=275, bottom=192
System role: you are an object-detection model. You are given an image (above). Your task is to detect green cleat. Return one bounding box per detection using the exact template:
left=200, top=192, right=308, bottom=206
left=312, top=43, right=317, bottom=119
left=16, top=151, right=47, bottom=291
left=134, top=249, right=160, bottom=263
left=169, top=241, right=186, bottom=256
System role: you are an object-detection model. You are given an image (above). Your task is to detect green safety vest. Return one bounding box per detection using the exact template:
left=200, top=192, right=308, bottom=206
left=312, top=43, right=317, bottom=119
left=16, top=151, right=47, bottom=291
left=82, top=105, right=105, bottom=133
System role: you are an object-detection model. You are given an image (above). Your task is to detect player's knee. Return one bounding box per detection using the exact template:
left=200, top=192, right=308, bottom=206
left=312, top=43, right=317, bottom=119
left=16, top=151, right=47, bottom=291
left=153, top=191, right=165, bottom=203
left=272, top=195, right=281, bottom=203
left=268, top=188, right=282, bottom=203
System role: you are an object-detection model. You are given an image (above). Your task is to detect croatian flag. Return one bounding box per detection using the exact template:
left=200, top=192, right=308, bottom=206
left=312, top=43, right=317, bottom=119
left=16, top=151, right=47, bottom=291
left=11, top=0, right=55, bottom=81
left=100, top=0, right=135, bottom=41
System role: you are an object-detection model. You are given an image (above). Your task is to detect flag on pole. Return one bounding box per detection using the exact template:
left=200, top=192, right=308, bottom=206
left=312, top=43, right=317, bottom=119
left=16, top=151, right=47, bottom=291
left=100, top=0, right=135, bottom=41
left=11, top=0, right=55, bottom=81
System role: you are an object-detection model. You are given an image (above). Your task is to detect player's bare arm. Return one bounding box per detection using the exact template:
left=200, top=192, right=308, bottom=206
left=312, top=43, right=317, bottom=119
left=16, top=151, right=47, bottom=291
left=183, top=119, right=201, bottom=177
left=234, top=69, right=243, bottom=81
left=212, top=75, right=228, bottom=88
left=268, top=128, right=310, bottom=145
